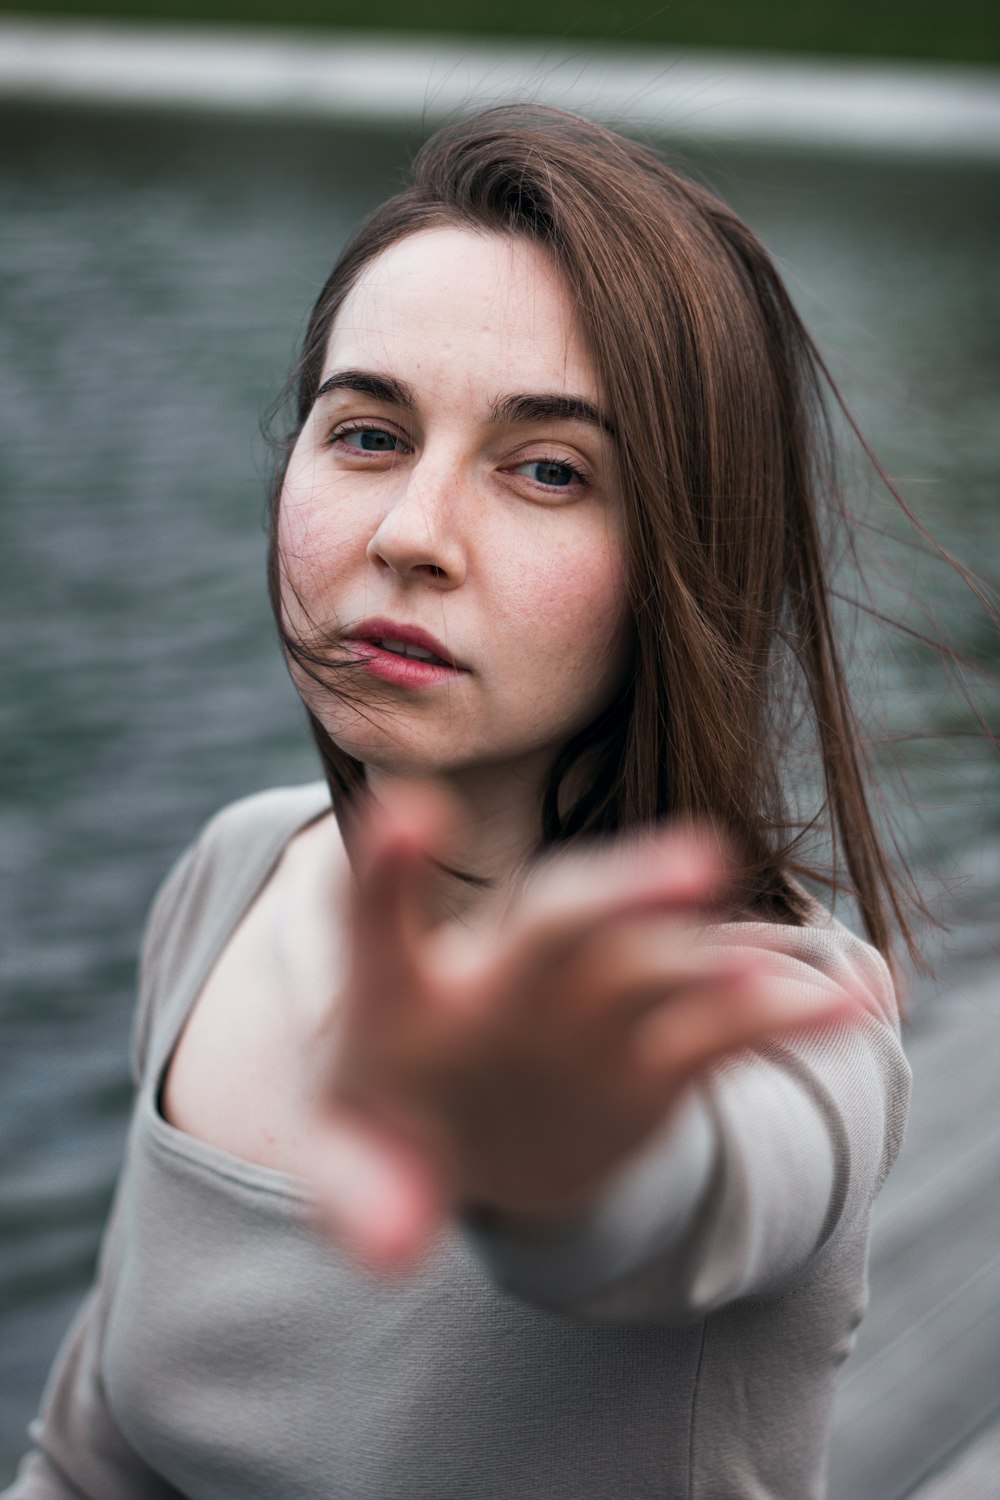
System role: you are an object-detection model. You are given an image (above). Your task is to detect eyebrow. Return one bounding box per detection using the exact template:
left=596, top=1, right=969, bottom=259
left=314, top=368, right=614, bottom=437
left=490, top=391, right=615, bottom=438
left=315, top=369, right=414, bottom=408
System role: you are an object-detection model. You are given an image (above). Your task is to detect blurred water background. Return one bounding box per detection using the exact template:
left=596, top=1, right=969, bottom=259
left=0, top=94, right=997, bottom=1475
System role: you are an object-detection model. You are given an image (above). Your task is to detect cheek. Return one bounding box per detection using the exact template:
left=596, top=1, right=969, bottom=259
left=501, top=527, right=631, bottom=706
left=275, top=474, right=356, bottom=630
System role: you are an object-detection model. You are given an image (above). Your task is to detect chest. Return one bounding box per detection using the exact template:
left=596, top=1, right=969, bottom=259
left=159, top=854, right=345, bottom=1180
left=105, top=1109, right=704, bottom=1500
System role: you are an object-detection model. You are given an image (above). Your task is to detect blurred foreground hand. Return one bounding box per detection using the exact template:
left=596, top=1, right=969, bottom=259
left=307, top=783, right=857, bottom=1271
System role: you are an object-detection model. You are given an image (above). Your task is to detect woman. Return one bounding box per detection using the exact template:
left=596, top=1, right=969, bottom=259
left=8, top=105, right=911, bottom=1499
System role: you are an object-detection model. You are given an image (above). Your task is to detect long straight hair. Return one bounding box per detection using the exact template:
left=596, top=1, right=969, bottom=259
left=267, top=104, right=929, bottom=968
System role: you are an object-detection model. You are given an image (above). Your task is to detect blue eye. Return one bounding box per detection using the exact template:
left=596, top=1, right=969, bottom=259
left=341, top=427, right=400, bottom=452
left=518, top=459, right=581, bottom=488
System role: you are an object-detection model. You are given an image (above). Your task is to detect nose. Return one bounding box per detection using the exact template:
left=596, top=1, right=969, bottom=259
left=366, top=462, right=467, bottom=588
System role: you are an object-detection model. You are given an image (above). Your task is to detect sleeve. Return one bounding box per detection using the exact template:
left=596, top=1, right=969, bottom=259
left=2, top=845, right=201, bottom=1500
left=462, top=917, right=911, bottom=1324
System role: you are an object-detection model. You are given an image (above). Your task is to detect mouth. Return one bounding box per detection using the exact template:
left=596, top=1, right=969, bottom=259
left=342, top=618, right=467, bottom=685
left=369, top=636, right=452, bottom=667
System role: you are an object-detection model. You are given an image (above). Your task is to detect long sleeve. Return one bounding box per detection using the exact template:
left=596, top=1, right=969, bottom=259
left=463, top=914, right=910, bottom=1324
left=2, top=848, right=200, bottom=1500
left=3, top=1197, right=187, bottom=1500
left=4, top=790, right=901, bottom=1500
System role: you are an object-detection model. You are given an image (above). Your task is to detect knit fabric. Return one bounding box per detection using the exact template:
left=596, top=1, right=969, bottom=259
left=6, top=784, right=910, bottom=1500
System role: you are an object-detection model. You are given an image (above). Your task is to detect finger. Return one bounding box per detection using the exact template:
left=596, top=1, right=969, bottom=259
left=350, top=780, right=460, bottom=993
left=307, top=1112, right=446, bottom=1274
left=526, top=824, right=734, bottom=924
left=632, top=962, right=861, bottom=1080
left=500, top=827, right=734, bottom=998
left=545, top=914, right=716, bottom=1021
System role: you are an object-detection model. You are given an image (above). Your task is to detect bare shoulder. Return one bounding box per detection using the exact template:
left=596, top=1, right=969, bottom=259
left=160, top=790, right=351, bottom=1176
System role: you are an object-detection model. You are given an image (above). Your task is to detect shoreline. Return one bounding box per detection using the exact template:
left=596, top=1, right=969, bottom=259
left=2, top=17, right=999, bottom=157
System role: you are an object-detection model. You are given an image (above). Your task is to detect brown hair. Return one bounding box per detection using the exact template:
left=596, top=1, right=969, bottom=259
left=267, top=103, right=925, bottom=967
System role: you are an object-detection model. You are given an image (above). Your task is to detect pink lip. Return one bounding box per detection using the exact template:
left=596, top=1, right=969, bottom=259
left=343, top=618, right=468, bottom=688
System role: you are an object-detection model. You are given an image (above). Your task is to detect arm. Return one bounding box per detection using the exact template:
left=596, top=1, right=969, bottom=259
left=310, top=786, right=908, bottom=1314
left=463, top=924, right=909, bottom=1322
left=4, top=1197, right=186, bottom=1500
left=3, top=848, right=200, bottom=1500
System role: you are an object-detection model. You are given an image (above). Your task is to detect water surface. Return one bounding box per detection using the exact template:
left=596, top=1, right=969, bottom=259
left=1, top=104, right=997, bottom=1473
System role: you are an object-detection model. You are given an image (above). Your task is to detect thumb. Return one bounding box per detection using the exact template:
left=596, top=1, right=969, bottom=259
left=307, top=1112, right=446, bottom=1274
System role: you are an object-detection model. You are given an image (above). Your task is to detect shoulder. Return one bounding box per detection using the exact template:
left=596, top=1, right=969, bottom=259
left=701, top=900, right=909, bottom=1210
left=708, top=897, right=900, bottom=1036
left=131, top=782, right=331, bottom=1081
left=194, top=781, right=334, bottom=858
left=141, top=781, right=332, bottom=963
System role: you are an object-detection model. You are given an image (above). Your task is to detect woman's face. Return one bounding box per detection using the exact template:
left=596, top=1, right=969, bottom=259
left=278, top=225, right=630, bottom=790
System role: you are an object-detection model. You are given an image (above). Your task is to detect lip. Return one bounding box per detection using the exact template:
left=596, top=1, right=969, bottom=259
left=342, top=617, right=469, bottom=687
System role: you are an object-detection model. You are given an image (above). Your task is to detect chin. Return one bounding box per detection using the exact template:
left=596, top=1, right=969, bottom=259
left=319, top=719, right=472, bottom=781
left=324, top=719, right=553, bottom=790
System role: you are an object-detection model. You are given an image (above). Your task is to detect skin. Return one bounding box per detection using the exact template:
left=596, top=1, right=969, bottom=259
left=165, top=227, right=857, bottom=1272
left=277, top=226, right=631, bottom=881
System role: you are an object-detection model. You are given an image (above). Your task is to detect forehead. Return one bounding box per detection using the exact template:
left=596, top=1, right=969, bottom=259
left=324, top=226, right=597, bottom=398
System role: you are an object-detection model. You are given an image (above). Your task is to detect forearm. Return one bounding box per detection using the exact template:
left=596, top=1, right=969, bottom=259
left=463, top=930, right=909, bottom=1325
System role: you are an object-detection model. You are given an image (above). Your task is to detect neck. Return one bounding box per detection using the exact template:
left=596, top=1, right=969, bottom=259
left=339, top=761, right=547, bottom=922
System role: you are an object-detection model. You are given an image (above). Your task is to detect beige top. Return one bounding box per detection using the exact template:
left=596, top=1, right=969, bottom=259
left=7, top=783, right=910, bottom=1500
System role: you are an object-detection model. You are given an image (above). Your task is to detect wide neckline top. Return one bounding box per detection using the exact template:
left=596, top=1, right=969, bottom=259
left=139, top=780, right=333, bottom=1206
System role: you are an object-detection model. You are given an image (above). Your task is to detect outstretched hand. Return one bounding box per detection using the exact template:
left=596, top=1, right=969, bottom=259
left=308, top=784, right=856, bottom=1271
